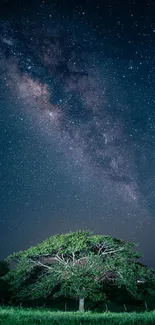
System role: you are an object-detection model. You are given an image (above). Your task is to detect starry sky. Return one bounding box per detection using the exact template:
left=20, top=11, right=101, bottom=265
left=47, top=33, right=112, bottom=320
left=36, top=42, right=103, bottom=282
left=0, top=0, right=155, bottom=267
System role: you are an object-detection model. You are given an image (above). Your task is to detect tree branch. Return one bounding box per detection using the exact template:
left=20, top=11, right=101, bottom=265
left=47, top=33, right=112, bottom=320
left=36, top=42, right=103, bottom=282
left=72, top=252, right=75, bottom=266
left=30, top=259, right=53, bottom=270
left=100, top=247, right=124, bottom=256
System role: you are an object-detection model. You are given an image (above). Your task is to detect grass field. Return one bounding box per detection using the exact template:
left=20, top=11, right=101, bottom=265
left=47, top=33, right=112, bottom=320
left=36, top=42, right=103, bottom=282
left=0, top=307, right=155, bottom=325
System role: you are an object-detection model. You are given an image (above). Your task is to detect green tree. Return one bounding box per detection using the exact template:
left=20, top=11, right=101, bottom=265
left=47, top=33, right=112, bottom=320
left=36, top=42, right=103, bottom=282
left=3, top=230, right=155, bottom=312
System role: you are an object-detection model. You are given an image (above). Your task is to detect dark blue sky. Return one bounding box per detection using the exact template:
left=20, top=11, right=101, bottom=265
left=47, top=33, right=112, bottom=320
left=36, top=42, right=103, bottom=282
left=0, top=0, right=155, bottom=267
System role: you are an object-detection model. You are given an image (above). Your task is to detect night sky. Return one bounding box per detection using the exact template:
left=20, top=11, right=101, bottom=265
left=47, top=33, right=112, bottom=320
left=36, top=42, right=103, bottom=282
left=0, top=0, right=155, bottom=268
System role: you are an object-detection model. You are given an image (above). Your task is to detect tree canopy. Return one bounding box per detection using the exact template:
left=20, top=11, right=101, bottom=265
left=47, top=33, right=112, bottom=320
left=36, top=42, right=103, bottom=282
left=3, top=230, right=155, bottom=311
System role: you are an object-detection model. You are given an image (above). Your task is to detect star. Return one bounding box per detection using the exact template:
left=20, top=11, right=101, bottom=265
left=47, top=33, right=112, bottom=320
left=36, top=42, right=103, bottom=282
left=0, top=0, right=155, bottom=269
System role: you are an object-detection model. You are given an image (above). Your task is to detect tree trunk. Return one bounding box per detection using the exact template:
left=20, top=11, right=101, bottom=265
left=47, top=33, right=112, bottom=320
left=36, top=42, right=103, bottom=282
left=79, top=297, right=85, bottom=312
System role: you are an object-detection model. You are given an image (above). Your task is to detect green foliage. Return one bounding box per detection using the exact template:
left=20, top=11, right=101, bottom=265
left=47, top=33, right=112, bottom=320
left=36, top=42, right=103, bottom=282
left=53, top=256, right=105, bottom=301
left=3, top=230, right=155, bottom=306
left=1, top=307, right=155, bottom=325
left=6, top=230, right=139, bottom=261
left=6, top=231, right=92, bottom=261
